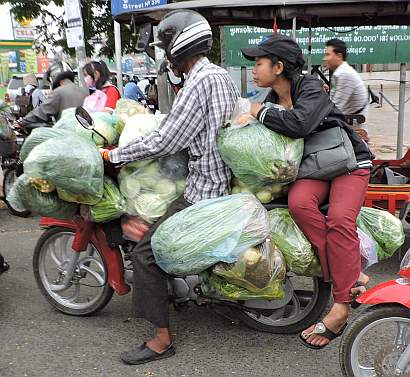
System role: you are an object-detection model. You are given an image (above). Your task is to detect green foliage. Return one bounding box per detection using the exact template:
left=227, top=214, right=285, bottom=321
left=1, top=0, right=221, bottom=61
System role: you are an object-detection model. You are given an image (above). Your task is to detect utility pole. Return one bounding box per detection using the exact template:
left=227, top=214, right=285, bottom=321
left=64, top=0, right=86, bottom=86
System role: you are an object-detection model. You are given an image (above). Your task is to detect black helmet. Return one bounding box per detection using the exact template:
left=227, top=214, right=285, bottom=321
left=45, top=61, right=73, bottom=87
left=152, top=10, right=212, bottom=68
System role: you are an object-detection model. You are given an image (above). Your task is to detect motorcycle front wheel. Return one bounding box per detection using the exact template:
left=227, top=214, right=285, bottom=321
left=339, top=304, right=410, bottom=377
left=33, top=227, right=114, bottom=316
left=2, top=168, right=31, bottom=217
left=234, top=275, right=331, bottom=334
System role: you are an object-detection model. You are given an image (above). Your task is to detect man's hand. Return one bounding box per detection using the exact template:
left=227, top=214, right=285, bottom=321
left=99, top=148, right=111, bottom=162
left=323, top=83, right=330, bottom=93
left=13, top=120, right=22, bottom=130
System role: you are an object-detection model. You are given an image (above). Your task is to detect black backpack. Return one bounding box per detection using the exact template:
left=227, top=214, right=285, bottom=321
left=14, top=87, right=36, bottom=118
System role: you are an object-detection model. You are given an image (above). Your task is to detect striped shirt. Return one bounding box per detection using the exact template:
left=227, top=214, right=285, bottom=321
left=109, top=57, right=239, bottom=204
left=330, top=62, right=368, bottom=130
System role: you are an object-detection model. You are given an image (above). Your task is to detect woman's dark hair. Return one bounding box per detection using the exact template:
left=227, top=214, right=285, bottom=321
left=326, top=38, right=347, bottom=60
left=269, top=55, right=303, bottom=80
left=83, top=60, right=111, bottom=89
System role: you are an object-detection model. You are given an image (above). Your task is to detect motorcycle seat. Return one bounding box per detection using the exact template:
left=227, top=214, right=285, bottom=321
left=263, top=196, right=329, bottom=214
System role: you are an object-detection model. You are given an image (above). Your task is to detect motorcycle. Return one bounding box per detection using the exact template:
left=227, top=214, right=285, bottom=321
left=0, top=108, right=51, bottom=217
left=32, top=106, right=331, bottom=335
left=339, top=247, right=410, bottom=377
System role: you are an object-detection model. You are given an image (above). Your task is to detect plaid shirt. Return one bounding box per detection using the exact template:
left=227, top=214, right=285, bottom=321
left=110, top=57, right=239, bottom=204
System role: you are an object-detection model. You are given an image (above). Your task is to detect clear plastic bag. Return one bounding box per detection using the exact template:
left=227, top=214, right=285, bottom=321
left=357, top=207, right=405, bottom=260
left=121, top=214, right=151, bottom=242
left=115, top=98, right=149, bottom=135
left=217, top=122, right=304, bottom=191
left=151, top=193, right=270, bottom=275
left=211, top=239, right=286, bottom=299
left=23, top=135, right=104, bottom=205
left=357, top=228, right=378, bottom=269
left=118, top=161, right=185, bottom=224
left=268, top=208, right=321, bottom=276
left=83, top=177, right=126, bottom=223
left=54, top=108, right=118, bottom=147
left=228, top=97, right=257, bottom=128
left=7, top=174, right=78, bottom=219
left=231, top=177, right=288, bottom=204
left=20, top=127, right=74, bottom=161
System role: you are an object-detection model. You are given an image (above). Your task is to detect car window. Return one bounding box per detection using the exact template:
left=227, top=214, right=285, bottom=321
left=8, top=78, right=23, bottom=90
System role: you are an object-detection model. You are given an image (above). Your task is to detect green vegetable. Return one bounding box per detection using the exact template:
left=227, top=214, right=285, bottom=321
left=268, top=208, right=322, bottom=276
left=24, top=135, right=104, bottom=204
left=87, top=177, right=126, bottom=222
left=118, top=113, right=159, bottom=147
left=218, top=122, right=303, bottom=191
left=212, top=241, right=286, bottom=294
left=152, top=193, right=270, bottom=275
left=256, top=189, right=273, bottom=204
left=357, top=207, right=405, bottom=260
left=7, top=174, right=78, bottom=219
left=115, top=99, right=149, bottom=134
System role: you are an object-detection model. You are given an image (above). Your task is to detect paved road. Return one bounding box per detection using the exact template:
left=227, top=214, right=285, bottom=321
left=0, top=208, right=407, bottom=377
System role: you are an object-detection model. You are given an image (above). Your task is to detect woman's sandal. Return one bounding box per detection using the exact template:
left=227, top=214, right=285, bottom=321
left=298, top=322, right=348, bottom=350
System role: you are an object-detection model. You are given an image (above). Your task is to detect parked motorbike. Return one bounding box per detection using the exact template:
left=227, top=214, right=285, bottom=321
left=0, top=108, right=51, bottom=217
left=32, top=106, right=331, bottom=335
left=339, top=247, right=410, bottom=377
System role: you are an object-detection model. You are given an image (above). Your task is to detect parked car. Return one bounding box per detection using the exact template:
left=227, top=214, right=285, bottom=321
left=4, top=74, right=51, bottom=103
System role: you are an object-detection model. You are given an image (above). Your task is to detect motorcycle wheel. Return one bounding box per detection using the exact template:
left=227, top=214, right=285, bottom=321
left=33, top=227, right=114, bottom=316
left=2, top=168, right=31, bottom=217
left=339, top=304, right=410, bottom=377
left=234, top=275, right=331, bottom=334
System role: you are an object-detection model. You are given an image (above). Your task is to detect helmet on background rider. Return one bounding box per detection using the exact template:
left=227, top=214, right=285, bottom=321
left=151, top=9, right=213, bottom=69
left=45, top=61, right=74, bottom=90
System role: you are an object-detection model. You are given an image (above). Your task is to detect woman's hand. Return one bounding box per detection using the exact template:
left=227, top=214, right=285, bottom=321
left=250, top=102, right=263, bottom=118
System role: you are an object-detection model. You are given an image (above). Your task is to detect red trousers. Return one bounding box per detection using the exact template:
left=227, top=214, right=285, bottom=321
left=288, top=169, right=370, bottom=303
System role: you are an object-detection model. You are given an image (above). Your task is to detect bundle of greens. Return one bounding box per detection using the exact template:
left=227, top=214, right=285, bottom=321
left=115, top=99, right=149, bottom=135
left=217, top=122, right=303, bottom=191
left=357, top=207, right=405, bottom=260
left=151, top=193, right=270, bottom=275
left=7, top=174, right=78, bottom=219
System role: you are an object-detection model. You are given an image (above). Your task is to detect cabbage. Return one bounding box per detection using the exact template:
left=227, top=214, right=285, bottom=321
left=152, top=193, right=270, bottom=275
left=115, top=99, right=149, bottom=134
left=131, top=193, right=169, bottom=223
left=118, top=113, right=159, bottom=147
left=54, top=108, right=118, bottom=147
left=218, top=122, right=304, bottom=191
left=7, top=174, right=78, bottom=219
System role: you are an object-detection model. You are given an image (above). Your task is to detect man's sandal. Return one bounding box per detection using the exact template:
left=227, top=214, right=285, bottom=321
left=298, top=322, right=348, bottom=350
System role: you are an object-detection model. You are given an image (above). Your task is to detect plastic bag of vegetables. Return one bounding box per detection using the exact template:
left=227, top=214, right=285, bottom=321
left=7, top=174, right=78, bottom=219
left=118, top=160, right=185, bottom=223
left=268, top=208, right=321, bottom=276
left=211, top=239, right=286, bottom=300
left=217, top=122, right=303, bottom=191
left=358, top=228, right=378, bottom=269
left=54, top=108, right=118, bottom=147
left=20, top=127, right=75, bottom=161
left=23, top=135, right=104, bottom=205
left=151, top=193, right=270, bottom=275
left=115, top=99, right=149, bottom=134
left=83, top=177, right=126, bottom=222
left=231, top=177, right=288, bottom=204
left=356, top=207, right=405, bottom=260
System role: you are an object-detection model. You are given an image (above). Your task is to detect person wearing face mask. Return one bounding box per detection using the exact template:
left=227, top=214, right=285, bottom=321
left=82, top=61, right=121, bottom=110
left=14, top=62, right=88, bottom=130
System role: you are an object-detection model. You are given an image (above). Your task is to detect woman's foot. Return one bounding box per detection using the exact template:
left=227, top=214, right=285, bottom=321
left=300, top=303, right=349, bottom=348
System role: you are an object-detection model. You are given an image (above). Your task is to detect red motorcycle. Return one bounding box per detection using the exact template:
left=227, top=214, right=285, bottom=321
left=339, top=248, right=410, bottom=377
left=31, top=107, right=331, bottom=334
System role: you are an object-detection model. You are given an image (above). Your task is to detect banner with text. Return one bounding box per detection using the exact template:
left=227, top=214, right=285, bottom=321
left=223, top=25, right=410, bottom=67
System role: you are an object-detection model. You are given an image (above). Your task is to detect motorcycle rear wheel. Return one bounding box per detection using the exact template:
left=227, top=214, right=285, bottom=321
left=33, top=227, right=114, bottom=316
left=339, top=304, right=410, bottom=377
left=234, top=275, right=331, bottom=334
left=2, top=168, right=31, bottom=217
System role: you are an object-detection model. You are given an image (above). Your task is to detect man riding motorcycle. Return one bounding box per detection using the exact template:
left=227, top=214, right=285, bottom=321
left=14, top=62, right=89, bottom=131
left=100, top=9, right=240, bottom=365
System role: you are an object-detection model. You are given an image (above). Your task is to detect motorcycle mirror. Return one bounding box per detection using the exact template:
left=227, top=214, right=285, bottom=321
left=136, top=23, right=152, bottom=52
left=75, top=106, right=94, bottom=130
